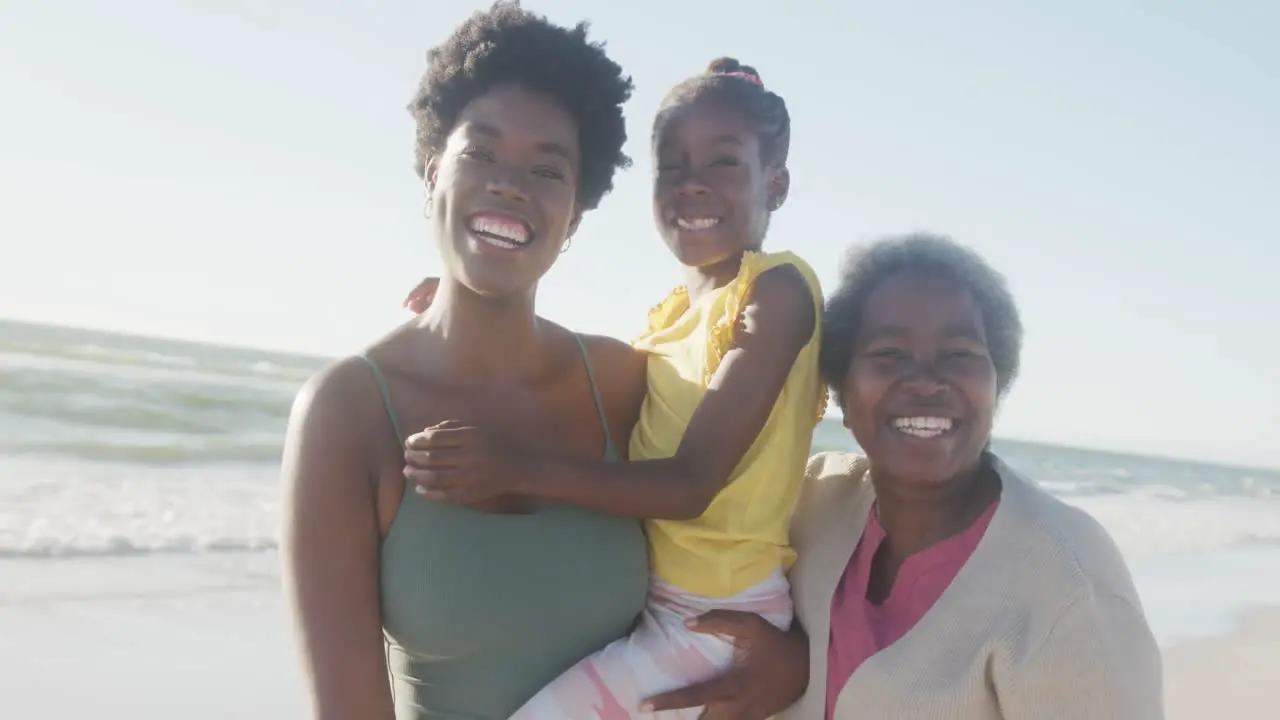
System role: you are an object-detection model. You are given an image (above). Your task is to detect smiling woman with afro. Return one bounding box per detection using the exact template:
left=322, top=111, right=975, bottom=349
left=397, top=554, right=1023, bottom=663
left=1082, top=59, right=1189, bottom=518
left=281, top=3, right=654, bottom=720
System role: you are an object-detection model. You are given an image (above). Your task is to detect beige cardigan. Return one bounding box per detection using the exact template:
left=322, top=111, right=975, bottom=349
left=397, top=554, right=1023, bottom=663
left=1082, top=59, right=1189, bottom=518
left=780, top=452, right=1164, bottom=719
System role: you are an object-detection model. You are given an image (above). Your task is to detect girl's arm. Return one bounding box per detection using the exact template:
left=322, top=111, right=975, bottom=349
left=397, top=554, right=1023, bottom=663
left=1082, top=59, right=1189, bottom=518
left=281, top=361, right=396, bottom=720
left=507, top=263, right=814, bottom=519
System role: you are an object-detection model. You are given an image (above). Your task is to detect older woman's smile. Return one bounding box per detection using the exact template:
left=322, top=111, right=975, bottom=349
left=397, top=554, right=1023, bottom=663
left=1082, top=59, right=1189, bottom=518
left=888, top=415, right=957, bottom=438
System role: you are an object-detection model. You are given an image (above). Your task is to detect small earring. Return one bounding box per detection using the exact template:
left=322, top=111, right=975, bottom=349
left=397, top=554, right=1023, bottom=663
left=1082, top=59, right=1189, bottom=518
left=560, top=237, right=573, bottom=254
left=423, top=184, right=436, bottom=218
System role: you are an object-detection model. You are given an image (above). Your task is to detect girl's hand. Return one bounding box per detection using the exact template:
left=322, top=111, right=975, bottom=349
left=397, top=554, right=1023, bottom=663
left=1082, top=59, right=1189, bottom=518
left=403, top=277, right=441, bottom=314
left=404, top=421, right=531, bottom=507
left=641, top=610, right=809, bottom=719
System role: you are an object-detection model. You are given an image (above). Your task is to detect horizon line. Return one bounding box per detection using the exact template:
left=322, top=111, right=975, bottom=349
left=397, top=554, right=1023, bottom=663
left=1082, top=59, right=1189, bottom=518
left=4, top=315, right=1277, bottom=474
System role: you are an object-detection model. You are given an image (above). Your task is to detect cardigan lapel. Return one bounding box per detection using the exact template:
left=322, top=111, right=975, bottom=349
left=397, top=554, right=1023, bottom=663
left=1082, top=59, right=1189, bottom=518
left=783, top=453, right=874, bottom=719
left=827, top=457, right=1033, bottom=719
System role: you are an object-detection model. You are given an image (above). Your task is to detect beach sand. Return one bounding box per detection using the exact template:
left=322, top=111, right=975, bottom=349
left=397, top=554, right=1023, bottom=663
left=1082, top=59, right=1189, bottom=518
left=1, top=554, right=1277, bottom=719
left=0, top=555, right=304, bottom=719
left=1164, top=605, right=1280, bottom=720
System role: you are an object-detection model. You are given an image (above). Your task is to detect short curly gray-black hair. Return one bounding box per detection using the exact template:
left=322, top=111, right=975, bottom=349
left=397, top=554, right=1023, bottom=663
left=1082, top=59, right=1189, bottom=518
left=819, top=232, right=1024, bottom=398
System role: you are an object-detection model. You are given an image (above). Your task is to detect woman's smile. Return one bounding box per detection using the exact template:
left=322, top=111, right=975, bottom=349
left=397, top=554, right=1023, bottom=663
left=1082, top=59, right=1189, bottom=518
left=466, top=211, right=535, bottom=252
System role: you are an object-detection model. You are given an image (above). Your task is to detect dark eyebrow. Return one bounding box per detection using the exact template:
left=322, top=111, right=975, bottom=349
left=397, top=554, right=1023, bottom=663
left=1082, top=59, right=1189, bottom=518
left=470, top=122, right=502, bottom=140
left=941, top=324, right=985, bottom=342
left=535, top=141, right=573, bottom=160
left=654, top=134, right=743, bottom=154
left=858, top=326, right=909, bottom=346
left=858, top=323, right=985, bottom=345
left=469, top=121, right=572, bottom=161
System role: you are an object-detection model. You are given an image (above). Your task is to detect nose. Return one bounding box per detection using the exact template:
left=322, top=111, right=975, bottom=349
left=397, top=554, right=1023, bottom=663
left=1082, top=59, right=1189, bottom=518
left=898, top=364, right=949, bottom=400
left=484, top=175, right=530, bottom=203
left=677, top=180, right=710, bottom=197
left=671, top=167, right=710, bottom=197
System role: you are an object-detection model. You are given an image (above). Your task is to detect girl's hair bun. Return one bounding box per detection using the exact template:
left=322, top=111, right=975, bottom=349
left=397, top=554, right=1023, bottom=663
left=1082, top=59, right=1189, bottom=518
left=705, top=57, right=763, bottom=84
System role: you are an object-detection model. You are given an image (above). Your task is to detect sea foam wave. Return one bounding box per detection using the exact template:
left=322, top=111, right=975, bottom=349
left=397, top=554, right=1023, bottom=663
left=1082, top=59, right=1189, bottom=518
left=0, top=435, right=285, bottom=464
left=3, top=320, right=1279, bottom=566
left=4, top=460, right=1279, bottom=562
left=1066, top=493, right=1280, bottom=560
left=0, top=458, right=283, bottom=559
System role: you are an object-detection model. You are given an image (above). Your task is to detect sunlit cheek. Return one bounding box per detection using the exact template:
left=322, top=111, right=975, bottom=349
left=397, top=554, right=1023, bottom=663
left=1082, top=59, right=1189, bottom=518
left=429, top=161, right=471, bottom=214
left=845, top=366, right=888, bottom=430
left=954, top=363, right=998, bottom=400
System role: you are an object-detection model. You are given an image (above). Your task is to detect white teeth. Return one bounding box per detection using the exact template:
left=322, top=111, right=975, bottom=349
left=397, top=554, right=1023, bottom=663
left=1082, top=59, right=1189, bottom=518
left=676, top=217, right=719, bottom=231
left=478, top=234, right=521, bottom=250
left=469, top=216, right=530, bottom=244
left=892, top=416, right=954, bottom=438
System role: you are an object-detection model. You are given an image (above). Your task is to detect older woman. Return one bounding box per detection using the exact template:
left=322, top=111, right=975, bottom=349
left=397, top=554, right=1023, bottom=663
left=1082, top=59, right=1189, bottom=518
left=651, top=233, right=1167, bottom=717
left=763, top=232, right=1164, bottom=718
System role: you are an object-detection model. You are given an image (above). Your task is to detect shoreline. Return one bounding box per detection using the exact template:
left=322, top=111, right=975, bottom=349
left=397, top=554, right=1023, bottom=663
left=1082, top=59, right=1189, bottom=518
left=1163, top=604, right=1280, bottom=720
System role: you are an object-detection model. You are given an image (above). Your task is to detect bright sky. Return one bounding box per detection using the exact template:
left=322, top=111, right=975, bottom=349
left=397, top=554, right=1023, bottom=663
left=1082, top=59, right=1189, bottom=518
left=2, top=0, right=1277, bottom=468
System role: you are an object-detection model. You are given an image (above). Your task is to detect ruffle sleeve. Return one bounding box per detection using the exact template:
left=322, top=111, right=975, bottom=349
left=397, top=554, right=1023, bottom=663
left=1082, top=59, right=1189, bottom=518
left=634, top=251, right=828, bottom=425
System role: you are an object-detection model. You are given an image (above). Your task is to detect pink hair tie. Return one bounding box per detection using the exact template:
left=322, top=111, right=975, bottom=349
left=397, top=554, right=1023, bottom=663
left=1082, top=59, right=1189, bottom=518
left=716, top=70, right=763, bottom=87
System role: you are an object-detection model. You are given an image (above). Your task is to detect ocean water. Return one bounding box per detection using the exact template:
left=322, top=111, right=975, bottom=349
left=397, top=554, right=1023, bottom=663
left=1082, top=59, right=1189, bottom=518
left=2, top=318, right=1279, bottom=646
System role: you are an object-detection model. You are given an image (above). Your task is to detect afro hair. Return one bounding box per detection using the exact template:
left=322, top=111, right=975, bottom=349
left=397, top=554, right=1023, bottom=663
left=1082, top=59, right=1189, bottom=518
left=408, top=1, right=633, bottom=211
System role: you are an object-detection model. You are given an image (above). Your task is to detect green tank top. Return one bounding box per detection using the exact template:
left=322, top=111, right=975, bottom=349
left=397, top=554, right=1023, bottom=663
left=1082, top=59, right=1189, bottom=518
left=362, top=335, right=649, bottom=719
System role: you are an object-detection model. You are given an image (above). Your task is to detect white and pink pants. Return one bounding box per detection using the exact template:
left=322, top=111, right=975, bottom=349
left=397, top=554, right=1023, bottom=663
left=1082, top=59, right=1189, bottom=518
left=509, top=570, right=792, bottom=719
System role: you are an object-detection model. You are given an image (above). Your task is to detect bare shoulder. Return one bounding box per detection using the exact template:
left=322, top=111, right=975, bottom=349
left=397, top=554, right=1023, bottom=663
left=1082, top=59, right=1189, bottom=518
left=294, top=355, right=376, bottom=408
left=573, top=331, right=649, bottom=452
left=734, top=263, right=819, bottom=354
left=748, top=263, right=817, bottom=317
left=283, top=355, right=384, bottom=491
left=355, top=318, right=426, bottom=379
left=290, top=356, right=381, bottom=432
left=577, top=333, right=646, bottom=397
left=577, top=331, right=646, bottom=368
left=755, top=252, right=823, bottom=305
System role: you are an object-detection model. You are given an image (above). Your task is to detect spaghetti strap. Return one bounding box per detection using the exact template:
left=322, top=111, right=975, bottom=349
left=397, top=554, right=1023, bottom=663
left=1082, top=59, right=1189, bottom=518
left=356, top=354, right=405, bottom=446
left=572, top=334, right=619, bottom=461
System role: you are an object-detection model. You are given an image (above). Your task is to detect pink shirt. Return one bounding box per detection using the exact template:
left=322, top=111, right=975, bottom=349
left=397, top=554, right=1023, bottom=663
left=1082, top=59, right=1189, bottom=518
left=825, top=501, right=998, bottom=719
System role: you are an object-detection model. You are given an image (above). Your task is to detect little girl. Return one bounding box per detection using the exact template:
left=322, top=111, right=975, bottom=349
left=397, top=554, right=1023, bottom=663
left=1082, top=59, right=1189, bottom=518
left=407, top=58, right=825, bottom=718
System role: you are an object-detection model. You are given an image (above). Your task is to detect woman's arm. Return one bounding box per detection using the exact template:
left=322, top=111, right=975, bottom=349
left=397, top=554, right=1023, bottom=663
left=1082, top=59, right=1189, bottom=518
left=281, top=360, right=395, bottom=720
left=995, top=587, right=1164, bottom=719
left=406, top=263, right=817, bottom=519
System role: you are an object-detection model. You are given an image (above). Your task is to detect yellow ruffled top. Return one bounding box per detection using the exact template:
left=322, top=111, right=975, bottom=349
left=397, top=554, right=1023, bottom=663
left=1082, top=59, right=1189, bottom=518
left=629, top=250, right=828, bottom=598
left=637, top=250, right=828, bottom=421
